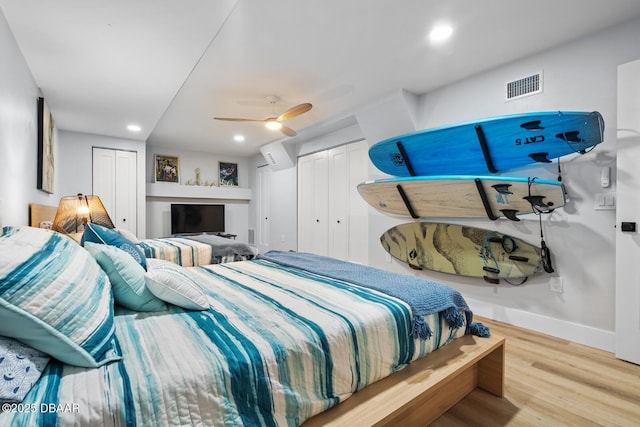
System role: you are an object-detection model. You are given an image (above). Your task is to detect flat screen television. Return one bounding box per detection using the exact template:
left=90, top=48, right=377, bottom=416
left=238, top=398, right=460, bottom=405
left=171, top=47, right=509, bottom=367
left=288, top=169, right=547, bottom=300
left=171, top=204, right=225, bottom=235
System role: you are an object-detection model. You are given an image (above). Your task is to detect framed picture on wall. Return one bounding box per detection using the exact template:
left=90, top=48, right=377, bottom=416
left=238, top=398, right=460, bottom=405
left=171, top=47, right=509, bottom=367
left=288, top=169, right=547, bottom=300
left=219, top=161, right=238, bottom=186
left=37, top=97, right=55, bottom=193
left=154, top=154, right=180, bottom=183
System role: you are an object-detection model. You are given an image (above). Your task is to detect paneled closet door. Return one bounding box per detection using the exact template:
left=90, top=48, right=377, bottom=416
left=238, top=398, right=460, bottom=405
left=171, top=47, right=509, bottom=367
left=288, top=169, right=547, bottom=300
left=346, top=140, right=369, bottom=264
left=616, top=58, right=640, bottom=365
left=92, top=147, right=137, bottom=236
left=297, top=151, right=328, bottom=255
left=328, top=145, right=348, bottom=259
left=256, top=165, right=270, bottom=254
left=114, top=150, right=137, bottom=234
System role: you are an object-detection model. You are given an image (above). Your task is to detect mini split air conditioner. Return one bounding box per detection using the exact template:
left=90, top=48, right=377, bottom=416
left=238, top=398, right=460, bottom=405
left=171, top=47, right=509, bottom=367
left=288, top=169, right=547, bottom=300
left=259, top=140, right=295, bottom=171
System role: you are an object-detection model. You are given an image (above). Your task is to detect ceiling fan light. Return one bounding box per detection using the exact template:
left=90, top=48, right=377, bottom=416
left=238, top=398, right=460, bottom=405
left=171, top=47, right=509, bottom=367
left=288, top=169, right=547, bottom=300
left=265, top=120, right=282, bottom=130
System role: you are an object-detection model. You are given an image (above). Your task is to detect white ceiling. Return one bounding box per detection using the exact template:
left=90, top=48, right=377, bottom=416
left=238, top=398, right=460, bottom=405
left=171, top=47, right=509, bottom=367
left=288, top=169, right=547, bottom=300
left=3, top=0, right=640, bottom=157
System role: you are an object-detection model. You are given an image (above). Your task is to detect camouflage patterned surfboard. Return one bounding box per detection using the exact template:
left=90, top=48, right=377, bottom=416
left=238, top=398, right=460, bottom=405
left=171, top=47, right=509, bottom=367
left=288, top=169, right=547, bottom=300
left=381, top=222, right=543, bottom=282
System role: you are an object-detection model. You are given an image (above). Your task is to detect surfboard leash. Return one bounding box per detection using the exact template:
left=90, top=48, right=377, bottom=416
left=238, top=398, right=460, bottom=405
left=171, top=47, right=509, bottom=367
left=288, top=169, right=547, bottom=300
left=481, top=233, right=529, bottom=286
left=526, top=177, right=555, bottom=274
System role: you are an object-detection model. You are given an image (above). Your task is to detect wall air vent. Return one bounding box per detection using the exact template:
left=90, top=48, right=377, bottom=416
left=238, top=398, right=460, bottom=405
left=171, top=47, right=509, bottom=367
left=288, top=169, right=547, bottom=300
left=265, top=152, right=277, bottom=165
left=505, top=71, right=543, bottom=101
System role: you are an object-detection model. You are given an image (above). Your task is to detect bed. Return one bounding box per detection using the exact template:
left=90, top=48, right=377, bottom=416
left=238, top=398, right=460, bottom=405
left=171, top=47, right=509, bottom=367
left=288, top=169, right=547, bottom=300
left=5, top=220, right=504, bottom=426
left=139, top=234, right=254, bottom=266
left=29, top=204, right=254, bottom=266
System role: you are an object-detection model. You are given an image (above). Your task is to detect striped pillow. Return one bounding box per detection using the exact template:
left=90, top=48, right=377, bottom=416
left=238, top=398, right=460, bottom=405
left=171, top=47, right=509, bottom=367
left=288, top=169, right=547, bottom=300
left=0, top=226, right=121, bottom=368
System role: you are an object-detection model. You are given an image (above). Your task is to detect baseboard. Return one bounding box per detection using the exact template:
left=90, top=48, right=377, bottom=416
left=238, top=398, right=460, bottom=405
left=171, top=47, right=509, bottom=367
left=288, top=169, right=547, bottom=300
left=466, top=298, right=615, bottom=353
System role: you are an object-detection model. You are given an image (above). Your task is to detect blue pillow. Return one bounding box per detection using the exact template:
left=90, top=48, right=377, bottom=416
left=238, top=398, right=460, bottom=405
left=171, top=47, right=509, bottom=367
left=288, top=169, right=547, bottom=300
left=82, top=223, right=147, bottom=270
left=0, top=336, right=50, bottom=403
left=0, top=226, right=121, bottom=368
left=84, top=242, right=166, bottom=312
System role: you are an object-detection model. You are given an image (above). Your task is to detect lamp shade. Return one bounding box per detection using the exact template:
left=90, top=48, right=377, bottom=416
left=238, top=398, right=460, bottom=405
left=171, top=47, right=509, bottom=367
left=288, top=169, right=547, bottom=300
left=52, top=194, right=114, bottom=234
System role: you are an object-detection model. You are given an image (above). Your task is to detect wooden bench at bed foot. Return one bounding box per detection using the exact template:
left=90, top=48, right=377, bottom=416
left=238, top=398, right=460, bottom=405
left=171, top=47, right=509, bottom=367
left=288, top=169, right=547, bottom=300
left=304, top=334, right=505, bottom=427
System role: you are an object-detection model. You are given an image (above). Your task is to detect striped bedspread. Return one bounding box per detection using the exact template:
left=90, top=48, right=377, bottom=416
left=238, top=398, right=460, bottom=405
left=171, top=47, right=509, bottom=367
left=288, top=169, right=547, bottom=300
left=1, top=258, right=466, bottom=426
left=137, top=237, right=212, bottom=266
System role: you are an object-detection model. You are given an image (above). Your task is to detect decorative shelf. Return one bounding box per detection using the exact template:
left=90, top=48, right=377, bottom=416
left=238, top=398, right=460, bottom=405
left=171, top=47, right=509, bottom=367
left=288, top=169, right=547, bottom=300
left=146, top=183, right=252, bottom=201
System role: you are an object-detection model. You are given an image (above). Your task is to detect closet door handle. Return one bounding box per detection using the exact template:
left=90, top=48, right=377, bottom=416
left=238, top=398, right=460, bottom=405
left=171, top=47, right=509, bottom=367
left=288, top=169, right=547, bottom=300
left=316, top=219, right=320, bottom=223
left=336, top=220, right=341, bottom=224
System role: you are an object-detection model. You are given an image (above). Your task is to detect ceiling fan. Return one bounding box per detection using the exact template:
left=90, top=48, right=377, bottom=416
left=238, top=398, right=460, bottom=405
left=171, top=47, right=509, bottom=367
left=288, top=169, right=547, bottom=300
left=213, top=95, right=312, bottom=137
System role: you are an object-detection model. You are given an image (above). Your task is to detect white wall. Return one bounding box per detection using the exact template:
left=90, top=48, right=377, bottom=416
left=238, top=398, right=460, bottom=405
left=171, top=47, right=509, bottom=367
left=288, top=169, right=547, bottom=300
left=250, top=19, right=640, bottom=351
left=146, top=146, right=251, bottom=239
left=0, top=10, right=148, bottom=231
left=0, top=9, right=61, bottom=226
left=367, top=18, right=640, bottom=351
left=57, top=130, right=147, bottom=237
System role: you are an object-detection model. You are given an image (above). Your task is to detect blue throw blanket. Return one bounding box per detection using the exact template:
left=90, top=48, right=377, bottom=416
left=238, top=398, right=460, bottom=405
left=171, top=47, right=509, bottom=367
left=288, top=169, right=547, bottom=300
left=257, top=251, right=489, bottom=339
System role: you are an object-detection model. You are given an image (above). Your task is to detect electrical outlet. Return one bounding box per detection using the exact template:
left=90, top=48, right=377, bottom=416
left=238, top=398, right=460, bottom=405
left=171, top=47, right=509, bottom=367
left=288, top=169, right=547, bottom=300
left=385, top=252, right=392, bottom=263
left=549, top=276, right=563, bottom=293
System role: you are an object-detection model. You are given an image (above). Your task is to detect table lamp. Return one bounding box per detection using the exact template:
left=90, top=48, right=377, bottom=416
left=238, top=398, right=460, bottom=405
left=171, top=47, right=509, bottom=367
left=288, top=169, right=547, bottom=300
left=52, top=194, right=114, bottom=237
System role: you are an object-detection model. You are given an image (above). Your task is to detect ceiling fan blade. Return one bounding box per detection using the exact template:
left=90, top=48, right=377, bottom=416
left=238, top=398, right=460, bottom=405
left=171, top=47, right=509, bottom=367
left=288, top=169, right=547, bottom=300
left=280, top=124, right=297, bottom=137
left=277, top=103, right=312, bottom=122
left=213, top=117, right=265, bottom=122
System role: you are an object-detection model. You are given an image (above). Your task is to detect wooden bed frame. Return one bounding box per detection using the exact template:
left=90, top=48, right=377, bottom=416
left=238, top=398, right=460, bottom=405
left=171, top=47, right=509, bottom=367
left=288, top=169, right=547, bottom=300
left=305, top=333, right=505, bottom=426
left=29, top=202, right=505, bottom=426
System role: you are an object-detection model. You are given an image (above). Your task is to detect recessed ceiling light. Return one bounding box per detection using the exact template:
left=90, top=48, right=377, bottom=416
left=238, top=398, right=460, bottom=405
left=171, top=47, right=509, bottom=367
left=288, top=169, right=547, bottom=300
left=428, top=24, right=454, bottom=43
left=127, top=124, right=142, bottom=132
left=234, top=134, right=245, bottom=142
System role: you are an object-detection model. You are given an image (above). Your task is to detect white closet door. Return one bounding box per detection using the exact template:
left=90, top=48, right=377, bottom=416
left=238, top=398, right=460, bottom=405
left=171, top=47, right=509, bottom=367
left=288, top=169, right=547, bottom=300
left=92, top=147, right=137, bottom=235
left=616, top=58, right=640, bottom=365
left=346, top=140, right=369, bottom=264
left=114, top=150, right=137, bottom=234
left=298, top=151, right=328, bottom=255
left=92, top=148, right=116, bottom=220
left=256, top=165, right=270, bottom=254
left=328, top=145, right=348, bottom=259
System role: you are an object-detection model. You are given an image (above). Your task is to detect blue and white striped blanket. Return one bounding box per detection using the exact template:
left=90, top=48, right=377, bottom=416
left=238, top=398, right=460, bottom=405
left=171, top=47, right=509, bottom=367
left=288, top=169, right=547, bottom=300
left=1, top=257, right=467, bottom=426
left=257, top=251, right=489, bottom=339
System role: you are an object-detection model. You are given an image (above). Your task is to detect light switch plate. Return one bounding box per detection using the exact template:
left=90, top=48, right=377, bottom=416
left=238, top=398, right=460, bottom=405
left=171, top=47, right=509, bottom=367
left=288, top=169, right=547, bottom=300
left=594, top=192, right=616, bottom=210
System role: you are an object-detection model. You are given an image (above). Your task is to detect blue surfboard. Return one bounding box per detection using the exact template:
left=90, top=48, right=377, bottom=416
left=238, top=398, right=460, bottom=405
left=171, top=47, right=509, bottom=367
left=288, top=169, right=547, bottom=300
left=369, top=111, right=604, bottom=176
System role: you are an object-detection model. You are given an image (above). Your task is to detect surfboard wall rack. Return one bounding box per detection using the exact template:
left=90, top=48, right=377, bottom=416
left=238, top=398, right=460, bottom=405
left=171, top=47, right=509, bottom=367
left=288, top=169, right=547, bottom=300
left=396, top=184, right=420, bottom=219
left=395, top=141, right=417, bottom=176
left=474, top=178, right=498, bottom=221
left=474, top=125, right=498, bottom=174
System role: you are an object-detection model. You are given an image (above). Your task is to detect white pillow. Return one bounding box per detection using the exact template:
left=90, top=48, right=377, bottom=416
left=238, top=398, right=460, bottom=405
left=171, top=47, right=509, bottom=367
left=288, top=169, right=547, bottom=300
left=145, top=259, right=209, bottom=310
left=116, top=228, right=141, bottom=244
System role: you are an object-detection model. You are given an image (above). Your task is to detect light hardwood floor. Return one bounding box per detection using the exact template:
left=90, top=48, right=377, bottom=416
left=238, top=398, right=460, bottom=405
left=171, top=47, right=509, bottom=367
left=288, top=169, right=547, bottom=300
left=431, top=317, right=640, bottom=426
